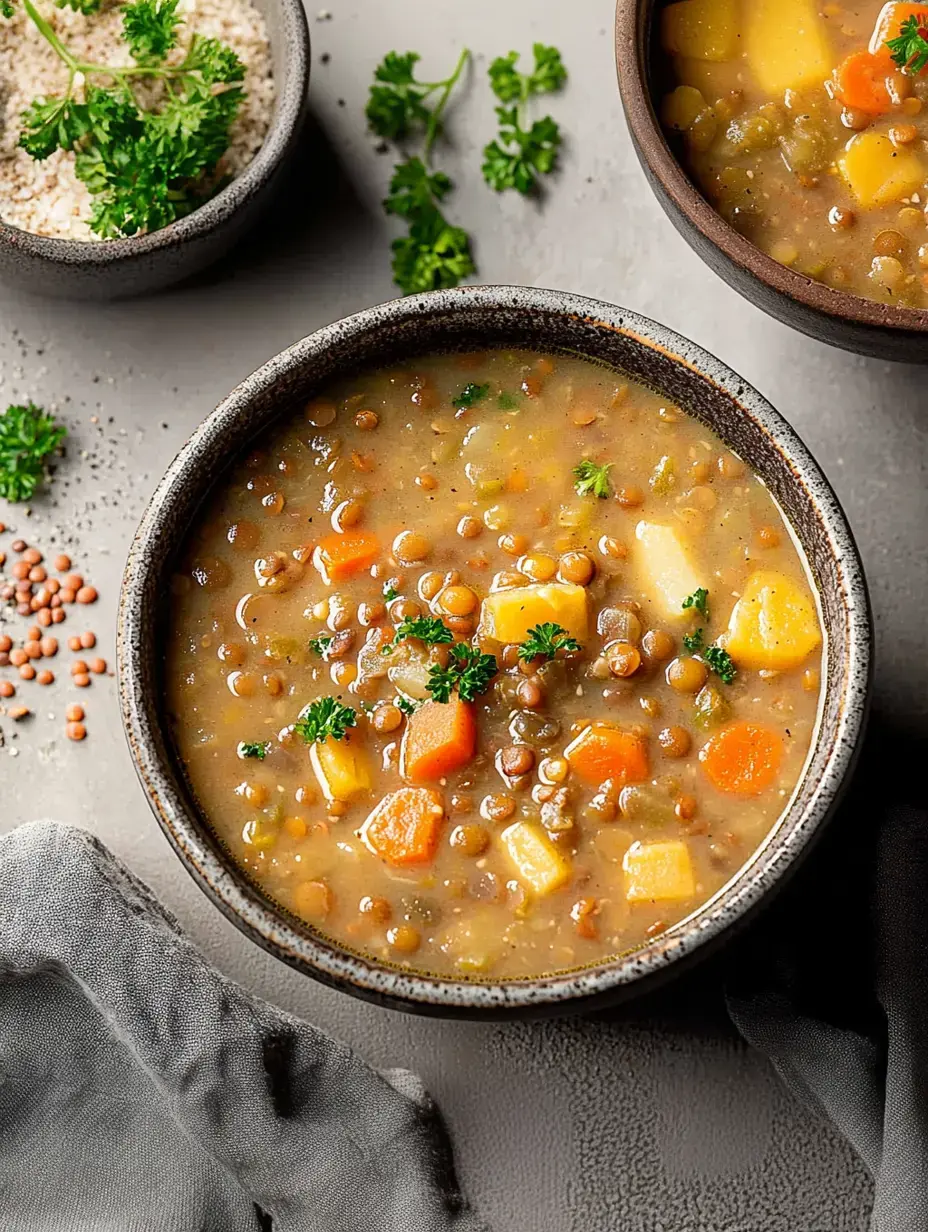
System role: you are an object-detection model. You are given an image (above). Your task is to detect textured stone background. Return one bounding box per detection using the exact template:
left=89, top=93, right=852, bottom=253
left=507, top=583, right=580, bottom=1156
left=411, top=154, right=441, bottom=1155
left=6, top=0, right=920, bottom=1226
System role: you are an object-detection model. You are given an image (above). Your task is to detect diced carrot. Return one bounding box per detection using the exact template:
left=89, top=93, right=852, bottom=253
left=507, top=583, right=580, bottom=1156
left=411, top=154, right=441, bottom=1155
left=313, top=531, right=380, bottom=582
left=699, top=721, right=783, bottom=797
left=832, top=49, right=895, bottom=114
left=564, top=724, right=650, bottom=787
left=401, top=698, right=477, bottom=782
left=870, top=2, right=928, bottom=57
left=360, top=787, right=445, bottom=866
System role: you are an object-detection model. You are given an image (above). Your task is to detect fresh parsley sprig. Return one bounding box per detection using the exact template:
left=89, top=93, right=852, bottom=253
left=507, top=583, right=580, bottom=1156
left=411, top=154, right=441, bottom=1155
left=308, top=634, right=333, bottom=658
left=367, top=49, right=475, bottom=295
left=0, top=403, right=66, bottom=503
left=238, top=741, right=270, bottom=760
left=572, top=459, right=612, bottom=499
left=294, top=698, right=358, bottom=744
left=518, top=622, right=581, bottom=662
left=452, top=382, right=489, bottom=410
left=682, top=628, right=704, bottom=654
left=682, top=588, right=709, bottom=620
left=382, top=615, right=454, bottom=655
left=428, top=643, right=497, bottom=703
left=482, top=44, right=567, bottom=195
left=887, top=15, right=928, bottom=75
left=704, top=645, right=737, bottom=685
left=7, top=0, right=245, bottom=239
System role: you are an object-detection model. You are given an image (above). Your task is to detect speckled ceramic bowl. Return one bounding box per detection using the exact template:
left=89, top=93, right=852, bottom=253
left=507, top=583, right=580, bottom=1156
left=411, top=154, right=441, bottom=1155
left=616, top=0, right=928, bottom=362
left=0, top=0, right=309, bottom=300
left=118, top=286, right=872, bottom=1019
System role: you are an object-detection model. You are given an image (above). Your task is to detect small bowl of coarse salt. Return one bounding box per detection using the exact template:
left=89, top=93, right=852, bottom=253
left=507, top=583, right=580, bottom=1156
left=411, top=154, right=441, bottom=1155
left=0, top=0, right=309, bottom=299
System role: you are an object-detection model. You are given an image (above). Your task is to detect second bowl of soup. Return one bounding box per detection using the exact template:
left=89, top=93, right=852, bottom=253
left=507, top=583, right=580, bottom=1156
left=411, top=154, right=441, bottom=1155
left=119, top=286, right=871, bottom=1016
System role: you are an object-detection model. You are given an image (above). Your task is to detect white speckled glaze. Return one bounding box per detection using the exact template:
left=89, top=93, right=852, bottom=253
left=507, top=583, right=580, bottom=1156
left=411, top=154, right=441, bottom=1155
left=0, top=0, right=309, bottom=300
left=117, top=286, right=872, bottom=1019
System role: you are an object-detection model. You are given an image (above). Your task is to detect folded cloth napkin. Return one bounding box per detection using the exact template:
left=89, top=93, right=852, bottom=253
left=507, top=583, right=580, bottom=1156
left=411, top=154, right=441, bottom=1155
left=0, top=821, right=488, bottom=1232
left=727, top=717, right=922, bottom=1232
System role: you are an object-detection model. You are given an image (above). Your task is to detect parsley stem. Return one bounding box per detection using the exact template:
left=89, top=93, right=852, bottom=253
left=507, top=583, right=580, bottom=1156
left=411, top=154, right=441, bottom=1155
left=23, top=0, right=78, bottom=71
left=424, top=47, right=470, bottom=164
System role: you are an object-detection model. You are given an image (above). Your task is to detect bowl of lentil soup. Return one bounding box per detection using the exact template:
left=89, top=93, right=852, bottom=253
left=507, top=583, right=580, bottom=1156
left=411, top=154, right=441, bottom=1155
left=119, top=286, right=870, bottom=1017
left=617, top=0, right=928, bottom=360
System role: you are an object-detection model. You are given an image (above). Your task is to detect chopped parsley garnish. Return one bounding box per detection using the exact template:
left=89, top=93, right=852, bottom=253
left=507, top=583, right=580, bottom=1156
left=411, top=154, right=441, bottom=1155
left=7, top=0, right=246, bottom=239
left=887, top=15, right=928, bottom=74
left=382, top=615, right=454, bottom=654
left=293, top=698, right=357, bottom=744
left=518, top=622, right=581, bottom=662
left=704, top=645, right=737, bottom=685
left=428, top=643, right=498, bottom=703
left=308, top=634, right=333, bottom=657
left=497, top=391, right=520, bottom=410
left=383, top=583, right=400, bottom=601
left=395, top=696, right=418, bottom=716
left=452, top=382, right=490, bottom=410
left=482, top=44, right=567, bottom=195
left=0, top=403, right=66, bottom=503
left=238, top=741, right=270, bottom=760
left=367, top=50, right=475, bottom=295
left=572, top=459, right=612, bottom=499
left=682, top=628, right=705, bottom=654
left=682, top=588, right=709, bottom=620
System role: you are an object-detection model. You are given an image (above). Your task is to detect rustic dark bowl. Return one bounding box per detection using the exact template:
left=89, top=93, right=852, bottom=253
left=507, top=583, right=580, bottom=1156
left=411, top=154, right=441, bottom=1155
left=616, top=0, right=928, bottom=362
left=118, top=285, right=872, bottom=1019
left=0, top=0, right=309, bottom=300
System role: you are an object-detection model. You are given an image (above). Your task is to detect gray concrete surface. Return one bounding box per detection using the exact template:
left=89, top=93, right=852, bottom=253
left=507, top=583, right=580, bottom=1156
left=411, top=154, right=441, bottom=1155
left=4, top=0, right=916, bottom=1226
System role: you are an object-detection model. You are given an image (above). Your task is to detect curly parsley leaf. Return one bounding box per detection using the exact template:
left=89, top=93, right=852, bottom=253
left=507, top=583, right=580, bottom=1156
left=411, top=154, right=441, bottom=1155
left=395, top=696, right=419, bottom=716
left=428, top=643, right=498, bottom=703
left=452, top=382, right=489, bottom=410
left=483, top=44, right=566, bottom=195
left=383, top=583, right=399, bottom=601
left=887, top=15, right=928, bottom=74
left=0, top=1, right=14, bottom=16
left=122, top=0, right=181, bottom=63
left=572, top=459, right=612, bottom=499
left=518, top=622, right=581, bottom=662
left=56, top=0, right=102, bottom=12
left=366, top=51, right=433, bottom=142
left=238, top=741, right=269, bottom=760
left=0, top=403, right=66, bottom=503
left=294, top=697, right=358, bottom=744
left=390, top=194, right=475, bottom=294
left=704, top=645, right=737, bottom=685
left=382, top=615, right=454, bottom=654
left=308, top=634, right=333, bottom=657
left=682, top=628, right=704, bottom=654
left=682, top=588, right=709, bottom=620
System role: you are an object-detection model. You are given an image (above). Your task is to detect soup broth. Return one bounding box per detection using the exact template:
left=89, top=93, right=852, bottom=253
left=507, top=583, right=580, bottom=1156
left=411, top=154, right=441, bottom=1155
left=166, top=349, right=824, bottom=980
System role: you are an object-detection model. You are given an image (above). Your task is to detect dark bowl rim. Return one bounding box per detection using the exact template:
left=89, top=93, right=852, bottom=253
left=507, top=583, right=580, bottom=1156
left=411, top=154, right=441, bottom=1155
left=117, top=284, right=873, bottom=1016
left=0, top=0, right=309, bottom=266
left=614, top=0, right=928, bottom=335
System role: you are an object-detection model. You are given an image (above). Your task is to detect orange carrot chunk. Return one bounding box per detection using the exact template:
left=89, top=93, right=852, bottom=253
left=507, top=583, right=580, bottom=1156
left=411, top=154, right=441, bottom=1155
left=401, top=698, right=477, bottom=783
left=833, top=49, right=895, bottom=114
left=564, top=724, right=650, bottom=786
left=314, top=531, right=380, bottom=582
left=870, top=2, right=928, bottom=57
left=699, top=721, right=783, bottom=797
left=360, top=787, right=445, bottom=866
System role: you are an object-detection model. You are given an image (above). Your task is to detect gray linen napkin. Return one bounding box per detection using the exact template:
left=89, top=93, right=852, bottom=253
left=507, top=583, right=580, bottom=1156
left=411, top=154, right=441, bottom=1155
left=727, top=719, right=920, bottom=1232
left=0, top=820, right=488, bottom=1232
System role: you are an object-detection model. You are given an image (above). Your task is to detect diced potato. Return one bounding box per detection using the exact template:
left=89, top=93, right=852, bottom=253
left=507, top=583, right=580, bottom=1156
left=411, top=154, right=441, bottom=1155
left=478, top=582, right=588, bottom=644
left=838, top=132, right=926, bottom=209
left=310, top=737, right=371, bottom=802
left=722, top=569, right=822, bottom=671
left=662, top=85, right=708, bottom=132
left=745, top=0, right=831, bottom=95
left=672, top=55, right=734, bottom=99
left=623, top=840, right=696, bottom=904
left=662, top=0, right=737, bottom=62
left=634, top=522, right=705, bottom=621
left=501, top=821, right=572, bottom=896
left=439, top=913, right=500, bottom=974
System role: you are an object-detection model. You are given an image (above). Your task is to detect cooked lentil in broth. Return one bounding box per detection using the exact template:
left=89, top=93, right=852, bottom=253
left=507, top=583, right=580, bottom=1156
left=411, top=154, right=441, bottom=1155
left=660, top=0, right=928, bottom=306
left=166, top=350, right=824, bottom=980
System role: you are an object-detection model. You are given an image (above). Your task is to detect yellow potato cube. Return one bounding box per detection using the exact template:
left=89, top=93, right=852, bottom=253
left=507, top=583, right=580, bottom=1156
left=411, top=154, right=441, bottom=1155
left=501, top=821, right=571, bottom=896
left=745, top=0, right=831, bottom=95
left=634, top=522, right=705, bottom=621
left=662, top=0, right=736, bottom=62
left=623, top=841, right=696, bottom=904
left=838, top=132, right=926, bottom=210
left=723, top=569, right=822, bottom=672
left=310, top=737, right=371, bottom=802
left=662, top=85, right=708, bottom=132
left=478, top=582, right=589, bottom=644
